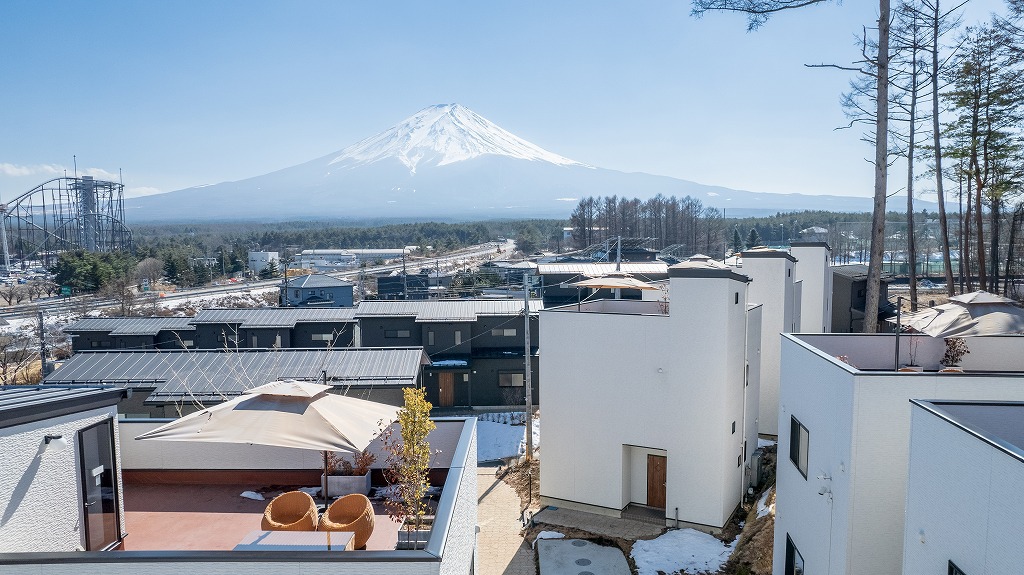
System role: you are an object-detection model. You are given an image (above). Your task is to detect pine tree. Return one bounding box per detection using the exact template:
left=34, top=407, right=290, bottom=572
left=746, top=228, right=762, bottom=249
left=732, top=228, right=744, bottom=253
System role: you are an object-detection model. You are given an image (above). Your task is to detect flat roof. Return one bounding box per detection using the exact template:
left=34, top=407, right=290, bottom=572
left=355, top=299, right=542, bottom=322
left=286, top=274, right=354, bottom=289
left=65, top=317, right=196, bottom=336
left=912, top=400, right=1024, bottom=464
left=0, top=385, right=126, bottom=430
left=43, top=348, right=429, bottom=404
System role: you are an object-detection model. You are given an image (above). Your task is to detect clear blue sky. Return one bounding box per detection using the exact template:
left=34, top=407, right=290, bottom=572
left=0, top=0, right=1007, bottom=204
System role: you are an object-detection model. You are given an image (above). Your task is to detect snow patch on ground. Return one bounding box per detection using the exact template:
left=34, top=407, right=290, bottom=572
left=532, top=530, right=564, bottom=549
left=631, top=529, right=736, bottom=575
left=239, top=490, right=265, bottom=501
left=475, top=412, right=540, bottom=462
left=757, top=438, right=777, bottom=449
left=756, top=486, right=775, bottom=519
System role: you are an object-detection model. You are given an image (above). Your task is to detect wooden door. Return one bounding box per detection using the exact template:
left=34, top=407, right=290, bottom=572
left=647, top=454, right=666, bottom=509
left=438, top=372, right=455, bottom=407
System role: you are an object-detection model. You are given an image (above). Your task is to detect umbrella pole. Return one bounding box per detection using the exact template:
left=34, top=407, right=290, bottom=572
left=895, top=296, right=903, bottom=370
left=323, top=450, right=329, bottom=508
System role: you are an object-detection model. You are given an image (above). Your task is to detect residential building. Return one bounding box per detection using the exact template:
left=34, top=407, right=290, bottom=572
left=65, top=308, right=359, bottom=352
left=377, top=272, right=431, bottom=300
left=0, top=385, right=128, bottom=552
left=830, top=264, right=894, bottom=333
left=356, top=299, right=541, bottom=408
left=775, top=333, right=1024, bottom=575
left=44, top=348, right=429, bottom=417
left=903, top=400, right=1024, bottom=574
left=734, top=249, right=799, bottom=437
left=0, top=389, right=478, bottom=573
left=246, top=251, right=278, bottom=275
left=789, top=241, right=832, bottom=333
left=282, top=273, right=354, bottom=307
left=540, top=259, right=761, bottom=531
left=294, top=249, right=357, bottom=271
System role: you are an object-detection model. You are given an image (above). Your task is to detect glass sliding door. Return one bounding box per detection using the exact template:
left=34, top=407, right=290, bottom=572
left=78, top=419, right=121, bottom=550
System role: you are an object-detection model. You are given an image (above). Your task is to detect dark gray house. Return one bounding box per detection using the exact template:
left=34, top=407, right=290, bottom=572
left=65, top=308, right=358, bottom=353
left=831, top=264, right=895, bottom=333
left=282, top=273, right=354, bottom=307
left=355, top=299, right=541, bottom=408
left=44, top=348, right=429, bottom=418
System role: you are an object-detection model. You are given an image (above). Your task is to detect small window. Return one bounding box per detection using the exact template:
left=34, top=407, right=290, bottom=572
left=499, top=372, right=525, bottom=387
left=294, top=290, right=300, bottom=297
left=737, top=454, right=742, bottom=467
left=731, top=421, right=736, bottom=434
left=308, top=290, right=315, bottom=296
left=788, top=268, right=791, bottom=278
left=427, top=331, right=434, bottom=346
left=320, top=289, right=325, bottom=296
left=949, top=561, right=967, bottom=575
left=181, top=339, right=194, bottom=348
left=785, top=535, right=804, bottom=575
left=385, top=330, right=411, bottom=338
left=463, top=373, right=469, bottom=382
left=311, top=333, right=333, bottom=341
left=734, top=292, right=739, bottom=304
left=455, top=330, right=462, bottom=345
left=492, top=328, right=516, bottom=337
left=790, top=416, right=809, bottom=479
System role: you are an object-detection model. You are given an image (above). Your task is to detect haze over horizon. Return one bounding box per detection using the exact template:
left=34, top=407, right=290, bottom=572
left=0, top=0, right=1009, bottom=206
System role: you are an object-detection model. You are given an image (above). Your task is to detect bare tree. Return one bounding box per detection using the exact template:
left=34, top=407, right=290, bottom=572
left=692, top=0, right=892, bottom=331
left=0, top=335, right=39, bottom=384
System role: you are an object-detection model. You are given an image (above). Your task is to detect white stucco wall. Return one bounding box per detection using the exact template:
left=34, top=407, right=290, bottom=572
left=790, top=244, right=832, bottom=333
left=540, top=273, right=752, bottom=529
left=740, top=255, right=795, bottom=436
left=438, top=424, right=477, bottom=575
left=0, top=406, right=123, bottom=553
left=903, top=406, right=1024, bottom=574
left=776, top=334, right=1024, bottom=575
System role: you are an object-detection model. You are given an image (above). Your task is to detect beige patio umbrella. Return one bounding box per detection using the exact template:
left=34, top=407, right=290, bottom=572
left=889, top=291, right=1024, bottom=337
left=135, top=379, right=400, bottom=504
left=568, top=271, right=660, bottom=291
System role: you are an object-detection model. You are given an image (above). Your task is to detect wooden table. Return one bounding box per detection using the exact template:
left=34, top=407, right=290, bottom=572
left=233, top=530, right=355, bottom=551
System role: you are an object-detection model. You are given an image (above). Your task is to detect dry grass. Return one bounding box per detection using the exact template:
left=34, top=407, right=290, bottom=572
left=497, top=459, right=540, bottom=513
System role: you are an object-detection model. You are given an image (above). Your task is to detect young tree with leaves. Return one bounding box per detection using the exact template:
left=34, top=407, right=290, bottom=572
left=383, top=387, right=436, bottom=546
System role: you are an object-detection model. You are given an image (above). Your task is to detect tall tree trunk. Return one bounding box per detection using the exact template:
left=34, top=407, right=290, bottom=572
left=907, top=32, right=919, bottom=311
left=965, top=175, right=975, bottom=291
left=864, top=0, right=892, bottom=333
left=990, top=196, right=1001, bottom=289
left=931, top=0, right=956, bottom=296
left=1004, top=205, right=1020, bottom=296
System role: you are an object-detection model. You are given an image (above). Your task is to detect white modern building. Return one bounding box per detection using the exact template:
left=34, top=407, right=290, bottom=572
left=789, top=242, right=832, bottom=333
left=246, top=251, right=279, bottom=275
left=903, top=400, right=1024, bottom=575
left=0, top=386, right=128, bottom=552
left=775, top=333, right=1024, bottom=575
left=540, top=259, right=761, bottom=531
left=733, top=249, right=799, bottom=437
left=296, top=248, right=412, bottom=272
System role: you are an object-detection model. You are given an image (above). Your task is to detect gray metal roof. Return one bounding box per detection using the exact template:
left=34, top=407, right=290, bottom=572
left=44, top=348, right=428, bottom=404
left=64, top=317, right=196, bottom=336
left=192, top=307, right=358, bottom=328
left=536, top=262, right=668, bottom=277
left=286, top=274, right=354, bottom=289
left=355, top=299, right=543, bottom=322
left=0, top=385, right=126, bottom=429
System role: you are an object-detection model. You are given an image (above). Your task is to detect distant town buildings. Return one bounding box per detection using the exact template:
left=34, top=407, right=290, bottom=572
left=282, top=273, right=354, bottom=307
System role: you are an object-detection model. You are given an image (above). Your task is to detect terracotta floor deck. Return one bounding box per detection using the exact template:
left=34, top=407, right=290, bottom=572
left=121, top=484, right=401, bottom=551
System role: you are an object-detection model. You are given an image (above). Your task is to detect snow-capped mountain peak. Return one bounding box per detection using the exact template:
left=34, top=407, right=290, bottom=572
left=328, top=103, right=589, bottom=172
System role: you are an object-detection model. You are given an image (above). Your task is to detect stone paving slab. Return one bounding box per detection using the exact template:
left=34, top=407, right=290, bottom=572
left=477, top=465, right=537, bottom=575
left=538, top=539, right=630, bottom=575
left=533, top=506, right=665, bottom=541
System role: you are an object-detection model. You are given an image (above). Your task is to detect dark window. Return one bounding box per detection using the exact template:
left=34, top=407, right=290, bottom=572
left=427, top=331, right=434, bottom=346
left=731, top=421, right=736, bottom=434
left=492, top=328, right=516, bottom=336
left=499, top=372, right=525, bottom=387
left=384, top=330, right=411, bottom=338
left=735, top=292, right=739, bottom=304
left=949, top=561, right=967, bottom=575
left=785, top=535, right=804, bottom=575
left=788, top=269, right=791, bottom=277
left=790, top=416, right=809, bottom=479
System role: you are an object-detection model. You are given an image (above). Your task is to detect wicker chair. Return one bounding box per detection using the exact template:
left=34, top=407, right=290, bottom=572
left=318, top=493, right=375, bottom=549
left=261, top=490, right=318, bottom=531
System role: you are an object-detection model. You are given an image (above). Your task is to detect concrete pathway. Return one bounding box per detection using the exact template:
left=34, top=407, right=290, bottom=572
left=532, top=507, right=664, bottom=541
left=477, top=464, right=537, bottom=575
left=538, top=539, right=630, bottom=575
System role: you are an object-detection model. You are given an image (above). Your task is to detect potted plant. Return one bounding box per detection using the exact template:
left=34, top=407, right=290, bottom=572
left=940, top=337, right=970, bottom=372
left=322, top=449, right=375, bottom=497
left=382, top=387, right=436, bottom=550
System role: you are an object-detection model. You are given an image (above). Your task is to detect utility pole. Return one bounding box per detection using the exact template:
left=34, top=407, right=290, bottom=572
left=523, top=271, right=534, bottom=462
left=402, top=252, right=408, bottom=300
left=38, top=310, right=47, bottom=378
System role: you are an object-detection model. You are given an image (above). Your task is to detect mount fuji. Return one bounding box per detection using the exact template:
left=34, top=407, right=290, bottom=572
left=125, top=104, right=931, bottom=221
